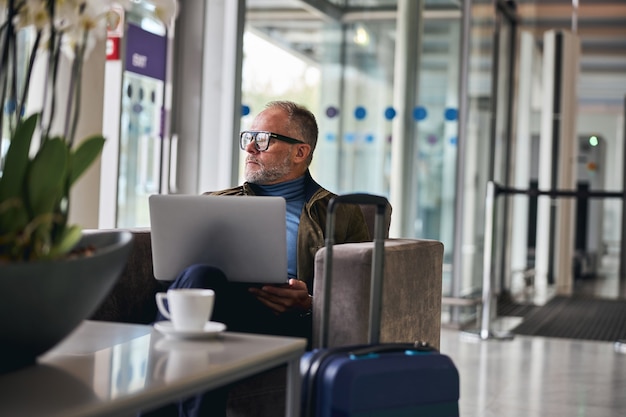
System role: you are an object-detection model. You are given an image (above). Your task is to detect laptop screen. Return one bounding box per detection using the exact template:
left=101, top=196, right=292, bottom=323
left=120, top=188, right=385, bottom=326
left=149, top=194, right=288, bottom=284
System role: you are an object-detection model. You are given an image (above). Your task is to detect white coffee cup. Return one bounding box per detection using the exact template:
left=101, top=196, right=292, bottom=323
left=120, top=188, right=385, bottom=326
left=155, top=288, right=215, bottom=331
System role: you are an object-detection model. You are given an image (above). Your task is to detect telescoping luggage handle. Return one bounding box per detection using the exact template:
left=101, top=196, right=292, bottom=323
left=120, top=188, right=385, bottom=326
left=319, top=193, right=389, bottom=349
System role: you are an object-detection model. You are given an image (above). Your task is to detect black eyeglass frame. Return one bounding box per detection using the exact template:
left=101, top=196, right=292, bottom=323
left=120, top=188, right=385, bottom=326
left=239, top=130, right=305, bottom=151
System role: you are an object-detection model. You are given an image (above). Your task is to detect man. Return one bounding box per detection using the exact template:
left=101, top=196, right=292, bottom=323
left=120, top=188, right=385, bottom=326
left=162, top=100, right=370, bottom=342
left=149, top=100, right=370, bottom=417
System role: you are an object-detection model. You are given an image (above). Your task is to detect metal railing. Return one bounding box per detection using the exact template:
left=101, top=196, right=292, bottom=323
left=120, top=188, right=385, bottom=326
left=463, top=180, right=625, bottom=341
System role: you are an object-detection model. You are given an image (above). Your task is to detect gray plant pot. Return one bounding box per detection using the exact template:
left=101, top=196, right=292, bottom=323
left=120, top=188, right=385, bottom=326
left=0, top=230, right=133, bottom=374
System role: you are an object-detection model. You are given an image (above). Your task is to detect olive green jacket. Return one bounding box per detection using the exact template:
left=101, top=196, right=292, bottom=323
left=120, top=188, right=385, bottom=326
left=207, top=170, right=370, bottom=290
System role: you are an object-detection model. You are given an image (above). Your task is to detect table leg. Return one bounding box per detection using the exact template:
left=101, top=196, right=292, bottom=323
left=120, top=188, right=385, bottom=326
left=285, top=356, right=301, bottom=417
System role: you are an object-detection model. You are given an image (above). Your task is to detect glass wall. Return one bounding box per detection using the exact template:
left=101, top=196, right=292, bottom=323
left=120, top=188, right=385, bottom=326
left=241, top=0, right=624, bottom=304
left=240, top=30, right=321, bottom=182
left=315, top=19, right=396, bottom=196
left=459, top=1, right=513, bottom=298
left=243, top=2, right=463, bottom=296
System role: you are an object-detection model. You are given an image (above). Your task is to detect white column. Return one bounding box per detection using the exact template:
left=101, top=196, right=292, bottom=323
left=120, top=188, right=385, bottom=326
left=509, top=31, right=535, bottom=284
left=98, top=59, right=123, bottom=229
left=69, top=39, right=106, bottom=228
left=389, top=0, right=423, bottom=238
left=172, top=0, right=244, bottom=195
left=536, top=30, right=580, bottom=294
left=198, top=0, right=245, bottom=192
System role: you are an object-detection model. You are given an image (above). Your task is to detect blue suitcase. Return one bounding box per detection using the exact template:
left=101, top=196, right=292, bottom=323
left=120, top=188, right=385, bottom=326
left=300, top=194, right=460, bottom=417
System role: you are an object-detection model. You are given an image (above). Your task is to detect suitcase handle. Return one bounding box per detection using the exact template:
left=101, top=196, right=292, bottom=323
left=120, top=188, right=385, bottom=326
left=327, top=193, right=389, bottom=216
left=320, top=193, right=389, bottom=349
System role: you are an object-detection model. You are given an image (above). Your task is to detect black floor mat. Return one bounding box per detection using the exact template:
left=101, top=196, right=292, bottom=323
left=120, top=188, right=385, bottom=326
left=512, top=295, right=626, bottom=341
left=497, top=297, right=539, bottom=317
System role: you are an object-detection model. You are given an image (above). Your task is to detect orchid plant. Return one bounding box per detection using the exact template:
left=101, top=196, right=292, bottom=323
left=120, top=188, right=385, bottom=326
left=0, top=0, right=177, bottom=262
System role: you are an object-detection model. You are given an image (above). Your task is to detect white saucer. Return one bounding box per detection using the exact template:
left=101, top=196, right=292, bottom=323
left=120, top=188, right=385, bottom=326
left=154, top=321, right=227, bottom=340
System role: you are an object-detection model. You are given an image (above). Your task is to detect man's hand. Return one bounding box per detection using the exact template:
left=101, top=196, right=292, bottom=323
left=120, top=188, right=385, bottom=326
left=248, top=279, right=312, bottom=316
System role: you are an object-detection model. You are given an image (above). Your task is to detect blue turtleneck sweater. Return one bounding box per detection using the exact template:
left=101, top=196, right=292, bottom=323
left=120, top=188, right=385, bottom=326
left=250, top=176, right=306, bottom=279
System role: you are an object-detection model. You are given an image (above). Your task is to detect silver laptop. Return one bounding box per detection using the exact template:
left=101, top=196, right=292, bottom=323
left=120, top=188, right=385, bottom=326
left=149, top=194, right=288, bottom=284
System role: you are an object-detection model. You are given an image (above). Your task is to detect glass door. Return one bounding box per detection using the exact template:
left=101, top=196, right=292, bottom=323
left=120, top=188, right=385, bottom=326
left=460, top=0, right=518, bottom=298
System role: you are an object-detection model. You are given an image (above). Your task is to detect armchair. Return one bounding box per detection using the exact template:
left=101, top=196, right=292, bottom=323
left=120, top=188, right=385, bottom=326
left=90, top=204, right=444, bottom=417
left=313, top=238, right=443, bottom=349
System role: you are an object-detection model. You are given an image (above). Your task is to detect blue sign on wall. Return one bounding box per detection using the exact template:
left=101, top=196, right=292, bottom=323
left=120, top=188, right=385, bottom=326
left=326, top=106, right=339, bottom=118
left=444, top=108, right=458, bottom=121
left=413, top=106, right=427, bottom=121
left=125, top=23, right=167, bottom=81
left=384, top=106, right=396, bottom=120
left=354, top=106, right=367, bottom=120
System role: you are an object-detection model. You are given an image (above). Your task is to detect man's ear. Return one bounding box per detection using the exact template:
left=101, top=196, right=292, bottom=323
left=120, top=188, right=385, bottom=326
left=295, top=144, right=312, bottom=161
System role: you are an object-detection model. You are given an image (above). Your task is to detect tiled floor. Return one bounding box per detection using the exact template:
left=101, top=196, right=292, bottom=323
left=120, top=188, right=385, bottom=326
left=440, top=256, right=626, bottom=417
left=440, top=327, right=626, bottom=417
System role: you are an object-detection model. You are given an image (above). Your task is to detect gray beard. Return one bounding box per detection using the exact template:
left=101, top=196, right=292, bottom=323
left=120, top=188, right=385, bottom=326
left=245, top=151, right=292, bottom=185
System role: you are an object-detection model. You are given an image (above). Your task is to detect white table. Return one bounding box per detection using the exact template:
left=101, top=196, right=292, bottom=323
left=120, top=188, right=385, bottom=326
left=0, top=320, right=306, bottom=417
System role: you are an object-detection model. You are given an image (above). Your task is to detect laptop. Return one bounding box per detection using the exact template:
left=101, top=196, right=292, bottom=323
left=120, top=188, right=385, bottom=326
left=149, top=194, right=288, bottom=284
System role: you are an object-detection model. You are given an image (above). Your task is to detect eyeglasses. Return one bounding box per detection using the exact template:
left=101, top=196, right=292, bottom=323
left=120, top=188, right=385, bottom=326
left=239, top=130, right=305, bottom=151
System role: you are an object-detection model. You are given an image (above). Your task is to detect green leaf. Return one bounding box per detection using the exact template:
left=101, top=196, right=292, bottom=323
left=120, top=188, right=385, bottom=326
left=47, top=224, right=83, bottom=259
left=0, top=114, right=38, bottom=201
left=26, top=138, right=69, bottom=216
left=0, top=197, right=29, bottom=235
left=69, top=135, right=105, bottom=186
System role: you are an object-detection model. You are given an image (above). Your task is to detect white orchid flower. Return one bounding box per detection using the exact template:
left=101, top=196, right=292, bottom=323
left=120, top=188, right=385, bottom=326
left=76, top=0, right=114, bottom=38
left=57, top=0, right=114, bottom=59
left=53, top=0, right=82, bottom=31
left=14, top=0, right=51, bottom=31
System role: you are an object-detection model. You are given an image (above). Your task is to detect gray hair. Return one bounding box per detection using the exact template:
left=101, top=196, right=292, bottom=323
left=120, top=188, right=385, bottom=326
left=264, top=100, right=318, bottom=165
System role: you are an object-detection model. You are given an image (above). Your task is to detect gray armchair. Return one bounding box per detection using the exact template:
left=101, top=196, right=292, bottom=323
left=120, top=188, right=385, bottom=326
left=90, top=204, right=444, bottom=417
left=313, top=238, right=443, bottom=349
left=311, top=203, right=443, bottom=349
